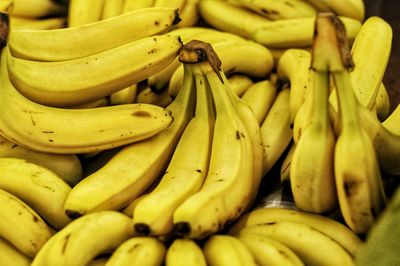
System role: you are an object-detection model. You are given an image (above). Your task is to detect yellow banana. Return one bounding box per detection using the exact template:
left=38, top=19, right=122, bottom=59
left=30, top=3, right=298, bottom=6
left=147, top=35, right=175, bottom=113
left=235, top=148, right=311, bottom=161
left=9, top=7, right=180, bottom=61
left=0, top=0, right=12, bottom=13
left=107, top=237, right=166, bottom=266
left=304, top=0, right=365, bottom=21
left=154, top=0, right=186, bottom=10
left=279, top=142, right=295, bottom=183
left=166, top=238, right=207, bottom=266
left=122, top=0, right=155, bottom=13
left=178, top=0, right=200, bottom=27
left=9, top=16, right=66, bottom=30
left=374, top=83, right=391, bottom=121
left=67, top=0, right=105, bottom=27
left=109, top=85, right=138, bottom=105
left=0, top=188, right=54, bottom=258
left=136, top=86, right=174, bottom=107
left=0, top=237, right=31, bottom=266
left=7, top=0, right=66, bottom=19
left=228, top=74, right=253, bottom=97
left=0, top=47, right=173, bottom=154
left=31, top=211, right=135, bottom=266
left=101, top=0, right=124, bottom=19
left=64, top=61, right=195, bottom=217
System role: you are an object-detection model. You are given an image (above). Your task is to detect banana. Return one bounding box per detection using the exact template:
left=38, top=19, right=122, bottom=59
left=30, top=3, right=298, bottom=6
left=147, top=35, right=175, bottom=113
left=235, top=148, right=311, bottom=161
left=304, top=0, right=365, bottom=21
left=101, top=0, right=124, bottom=19
left=0, top=47, right=173, bottom=154
left=7, top=0, right=67, bottom=19
left=154, top=0, right=186, bottom=10
left=31, top=211, right=135, bottom=266
left=228, top=0, right=317, bottom=20
left=9, top=7, right=180, bottom=61
left=68, top=97, right=109, bottom=109
left=0, top=237, right=31, bottom=266
left=252, top=16, right=361, bottom=48
left=0, top=0, right=12, bottom=13
left=132, top=65, right=214, bottom=236
left=198, top=0, right=270, bottom=39
left=228, top=74, right=253, bottom=97
left=280, top=142, right=295, bottom=183
left=64, top=61, right=195, bottom=217
left=0, top=134, right=82, bottom=186
left=136, top=86, right=174, bottom=107
left=9, top=16, right=66, bottom=30
left=241, top=80, right=277, bottom=124
left=122, top=0, right=155, bottom=13
left=260, top=87, right=293, bottom=176
left=178, top=0, right=200, bottom=27
left=236, top=221, right=354, bottom=266
left=0, top=158, right=71, bottom=230
left=107, top=237, right=166, bottom=266
left=147, top=57, right=182, bottom=92
left=166, top=238, right=207, bottom=266
left=236, top=233, right=304, bottom=266
left=228, top=207, right=363, bottom=256
left=374, top=83, right=391, bottom=121
left=0, top=188, right=54, bottom=258
left=67, top=0, right=105, bottom=27
left=173, top=41, right=254, bottom=239
left=109, top=85, right=138, bottom=105
left=203, top=234, right=257, bottom=266
left=87, top=258, right=109, bottom=266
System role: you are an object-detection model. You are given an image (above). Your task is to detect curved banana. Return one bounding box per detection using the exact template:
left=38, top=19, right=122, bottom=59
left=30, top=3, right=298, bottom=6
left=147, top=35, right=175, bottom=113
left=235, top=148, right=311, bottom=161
left=0, top=134, right=82, bottom=186
left=67, top=0, right=105, bottom=27
left=198, top=0, right=270, bottom=39
left=252, top=16, right=361, bottom=48
left=236, top=233, right=304, bottom=266
left=173, top=42, right=254, bottom=239
left=228, top=74, right=253, bottom=97
left=241, top=80, right=277, bottom=124
left=64, top=62, right=195, bottom=217
left=229, top=0, right=317, bottom=20
left=0, top=158, right=71, bottom=230
left=109, top=85, right=138, bottom=105
left=0, top=237, right=31, bottom=266
left=132, top=66, right=214, bottom=236
left=9, top=7, right=180, bottom=61
left=236, top=221, right=354, bottom=266
left=101, top=0, right=124, bottom=19
left=107, top=237, right=166, bottom=266
left=203, top=235, right=257, bottom=266
left=304, top=0, right=365, bottom=21
left=260, top=87, right=293, bottom=176
left=178, top=0, right=200, bottom=27
left=0, top=188, right=54, bottom=258
left=228, top=207, right=363, bottom=256
left=7, top=34, right=183, bottom=106
left=9, top=16, right=66, bottom=30
left=0, top=48, right=173, bottom=154
left=7, top=0, right=67, bottom=19
left=31, top=211, right=135, bottom=266
left=166, top=238, right=207, bottom=266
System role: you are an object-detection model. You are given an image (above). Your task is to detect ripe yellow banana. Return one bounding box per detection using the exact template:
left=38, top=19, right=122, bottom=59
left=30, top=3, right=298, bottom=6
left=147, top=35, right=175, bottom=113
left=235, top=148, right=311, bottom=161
left=236, top=233, right=304, bottom=266
left=260, top=87, right=293, bottom=176
left=203, top=234, right=257, bottom=266
left=0, top=134, right=82, bottom=186
left=0, top=158, right=71, bottom=230
left=280, top=142, right=295, bottom=183
left=374, top=83, right=390, bottom=121
left=178, top=0, right=200, bottom=27
left=9, top=16, right=67, bottom=30
left=0, top=237, right=31, bottom=266
left=0, top=47, right=173, bottom=154
left=228, top=74, right=253, bottom=97
left=107, top=237, right=166, bottom=266
left=154, top=0, right=186, bottom=10
left=132, top=66, right=214, bottom=236
left=9, top=7, right=180, bottom=61
left=0, top=0, right=12, bottom=13
left=229, top=0, right=317, bottom=20
left=304, top=0, right=365, bottom=21
left=122, top=0, right=155, bottom=13
left=228, top=207, right=363, bottom=256
left=241, top=80, right=277, bottom=124
left=64, top=63, right=195, bottom=216
left=7, top=34, right=183, bottom=106
left=136, top=86, right=173, bottom=107
left=7, top=0, right=67, bottom=19
left=101, top=0, right=124, bottom=19
left=236, top=221, right=354, bottom=266
left=166, top=238, right=207, bottom=266
left=109, top=85, right=137, bottom=105
left=31, top=211, right=135, bottom=266
left=252, top=16, right=361, bottom=48
left=0, top=188, right=54, bottom=258
left=173, top=42, right=254, bottom=239
left=67, top=0, right=105, bottom=27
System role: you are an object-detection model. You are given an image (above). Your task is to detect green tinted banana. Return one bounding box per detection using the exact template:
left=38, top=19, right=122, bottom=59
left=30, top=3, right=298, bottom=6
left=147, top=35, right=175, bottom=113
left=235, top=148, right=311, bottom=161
left=0, top=237, right=31, bottom=266
left=101, top=0, right=124, bottom=19
left=0, top=134, right=82, bottom=186
left=7, top=34, right=182, bottom=106
left=229, top=0, right=317, bottom=20
left=107, top=237, right=166, bottom=266
left=236, top=233, right=304, bottom=266
left=31, top=211, right=135, bottom=266
left=241, top=80, right=277, bottom=124
left=166, top=238, right=207, bottom=266
left=260, top=87, right=293, bottom=176
left=132, top=66, right=214, bottom=236
left=0, top=188, right=54, bottom=258
left=0, top=158, right=71, bottom=230
left=67, top=0, right=105, bottom=27
left=64, top=63, right=195, bottom=216
left=228, top=207, right=363, bottom=256
left=304, top=0, right=365, bottom=21
left=9, top=7, right=180, bottom=61
left=203, top=235, right=257, bottom=266
left=0, top=48, right=173, bottom=154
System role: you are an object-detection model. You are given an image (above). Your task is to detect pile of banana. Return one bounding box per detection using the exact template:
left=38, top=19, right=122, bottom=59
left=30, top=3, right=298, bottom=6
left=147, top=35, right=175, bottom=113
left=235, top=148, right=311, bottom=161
left=0, top=0, right=398, bottom=265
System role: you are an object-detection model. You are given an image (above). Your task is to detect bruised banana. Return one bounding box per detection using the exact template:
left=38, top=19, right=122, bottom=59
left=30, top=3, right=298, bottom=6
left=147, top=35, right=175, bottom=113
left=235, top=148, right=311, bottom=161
left=166, top=238, right=207, bottom=266
left=31, top=211, right=135, bottom=266
left=64, top=62, right=195, bottom=216
left=7, top=34, right=183, bottom=106
left=0, top=237, right=31, bottom=266
left=8, top=7, right=180, bottom=61
left=0, top=47, right=173, bottom=154
left=0, top=158, right=71, bottom=230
